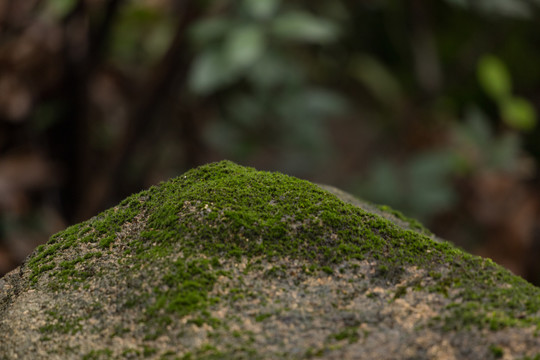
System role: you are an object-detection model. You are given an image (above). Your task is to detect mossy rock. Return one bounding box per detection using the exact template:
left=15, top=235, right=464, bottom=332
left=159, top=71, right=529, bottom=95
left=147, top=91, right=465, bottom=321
left=1, top=160, right=539, bottom=359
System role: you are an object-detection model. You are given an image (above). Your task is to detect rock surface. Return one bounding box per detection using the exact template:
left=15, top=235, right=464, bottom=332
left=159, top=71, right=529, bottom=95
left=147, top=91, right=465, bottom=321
left=1, top=160, right=539, bottom=359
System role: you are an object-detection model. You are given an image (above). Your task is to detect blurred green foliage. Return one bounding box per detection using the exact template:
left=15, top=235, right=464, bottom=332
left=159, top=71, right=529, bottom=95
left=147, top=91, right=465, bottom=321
left=477, top=55, right=512, bottom=101
left=478, top=54, right=537, bottom=131
left=184, top=0, right=348, bottom=169
left=25, top=0, right=540, bottom=218
left=110, top=4, right=177, bottom=66
left=80, top=0, right=539, bottom=219
left=1, top=0, right=534, bottom=219
left=188, top=1, right=340, bottom=94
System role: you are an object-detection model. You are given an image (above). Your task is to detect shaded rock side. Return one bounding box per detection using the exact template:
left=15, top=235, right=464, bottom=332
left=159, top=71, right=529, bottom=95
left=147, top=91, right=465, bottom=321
left=1, top=160, right=539, bottom=359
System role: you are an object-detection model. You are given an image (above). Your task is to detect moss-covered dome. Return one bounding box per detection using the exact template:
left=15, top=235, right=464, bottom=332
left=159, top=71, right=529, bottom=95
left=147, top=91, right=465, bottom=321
left=1, top=160, right=539, bottom=359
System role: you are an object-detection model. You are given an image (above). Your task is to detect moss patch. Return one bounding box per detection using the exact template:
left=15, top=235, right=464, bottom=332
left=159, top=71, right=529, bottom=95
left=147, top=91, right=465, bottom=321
left=24, top=161, right=540, bottom=331
left=3, top=160, right=540, bottom=359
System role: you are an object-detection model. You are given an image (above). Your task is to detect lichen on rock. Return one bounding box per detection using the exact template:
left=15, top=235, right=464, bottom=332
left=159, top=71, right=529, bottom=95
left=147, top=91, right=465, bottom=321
left=1, top=160, right=539, bottom=359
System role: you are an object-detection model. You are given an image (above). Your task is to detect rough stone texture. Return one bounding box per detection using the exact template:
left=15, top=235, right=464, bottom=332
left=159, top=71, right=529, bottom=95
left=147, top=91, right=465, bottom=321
left=1, top=160, right=539, bottom=359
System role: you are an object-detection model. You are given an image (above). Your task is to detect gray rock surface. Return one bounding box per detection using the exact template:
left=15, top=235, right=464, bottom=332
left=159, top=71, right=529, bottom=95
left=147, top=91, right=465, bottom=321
left=1, top=160, right=539, bottom=359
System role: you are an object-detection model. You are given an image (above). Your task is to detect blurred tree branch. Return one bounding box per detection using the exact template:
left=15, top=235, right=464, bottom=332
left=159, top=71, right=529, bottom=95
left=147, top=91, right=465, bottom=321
left=78, top=1, right=203, bottom=221
left=53, top=0, right=126, bottom=222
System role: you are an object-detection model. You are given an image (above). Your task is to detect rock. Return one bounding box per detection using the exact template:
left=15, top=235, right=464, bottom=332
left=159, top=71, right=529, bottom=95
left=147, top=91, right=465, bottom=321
left=1, top=160, right=539, bottom=359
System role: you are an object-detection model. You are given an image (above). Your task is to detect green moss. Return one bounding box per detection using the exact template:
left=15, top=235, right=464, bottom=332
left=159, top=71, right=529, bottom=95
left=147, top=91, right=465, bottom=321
left=24, top=160, right=540, bottom=335
left=307, top=325, right=365, bottom=358
left=264, top=265, right=286, bottom=278
left=393, top=285, right=407, bottom=300
left=143, top=346, right=158, bottom=357
left=39, top=302, right=103, bottom=339
left=82, top=349, right=113, bottom=360
left=39, top=313, right=84, bottom=335
left=141, top=257, right=224, bottom=334
left=321, top=265, right=334, bottom=275
left=520, top=355, right=540, bottom=360
left=254, top=312, right=273, bottom=322
left=179, top=344, right=224, bottom=360
left=305, top=347, right=325, bottom=357
left=179, top=342, right=260, bottom=360
left=489, top=345, right=504, bottom=358
left=329, top=326, right=361, bottom=343
left=51, top=252, right=102, bottom=286
left=98, top=235, right=115, bottom=249
left=377, top=204, right=432, bottom=236
left=121, top=349, right=141, bottom=357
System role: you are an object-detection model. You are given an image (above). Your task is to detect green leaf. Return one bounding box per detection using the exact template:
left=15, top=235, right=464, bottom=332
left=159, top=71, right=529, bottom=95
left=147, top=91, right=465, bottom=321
left=501, top=96, right=537, bottom=131
left=270, top=11, right=339, bottom=44
left=242, top=0, right=280, bottom=20
left=224, top=25, right=266, bottom=70
left=477, top=55, right=512, bottom=101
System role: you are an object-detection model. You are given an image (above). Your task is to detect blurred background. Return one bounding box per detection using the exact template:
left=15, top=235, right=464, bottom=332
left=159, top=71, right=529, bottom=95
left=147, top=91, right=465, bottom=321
left=1, top=0, right=540, bottom=285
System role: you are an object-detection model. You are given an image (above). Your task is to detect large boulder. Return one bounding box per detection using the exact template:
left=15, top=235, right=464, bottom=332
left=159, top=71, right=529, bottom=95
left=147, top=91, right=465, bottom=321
left=1, top=160, right=539, bottom=359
